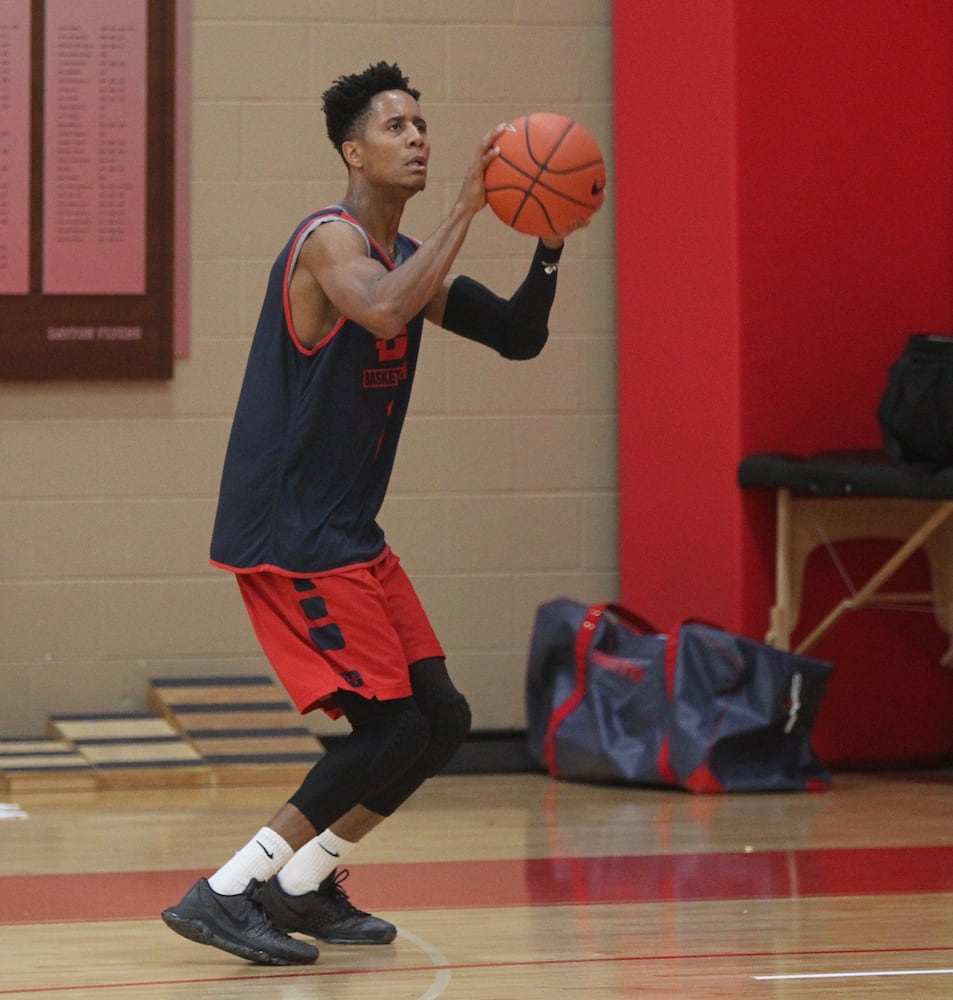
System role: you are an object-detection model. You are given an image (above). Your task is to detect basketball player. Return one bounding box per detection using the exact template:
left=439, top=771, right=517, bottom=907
left=161, top=61, right=574, bottom=966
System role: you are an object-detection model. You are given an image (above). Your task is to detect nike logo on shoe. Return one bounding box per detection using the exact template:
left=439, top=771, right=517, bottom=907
left=256, top=840, right=275, bottom=859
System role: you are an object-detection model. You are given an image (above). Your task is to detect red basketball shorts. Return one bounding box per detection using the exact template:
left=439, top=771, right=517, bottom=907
left=235, top=548, right=445, bottom=719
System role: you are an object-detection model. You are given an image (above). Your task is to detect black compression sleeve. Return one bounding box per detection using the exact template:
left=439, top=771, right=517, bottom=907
left=441, top=239, right=564, bottom=360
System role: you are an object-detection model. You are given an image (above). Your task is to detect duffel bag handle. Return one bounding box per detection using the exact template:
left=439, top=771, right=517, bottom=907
left=543, top=603, right=659, bottom=778
left=602, top=602, right=660, bottom=635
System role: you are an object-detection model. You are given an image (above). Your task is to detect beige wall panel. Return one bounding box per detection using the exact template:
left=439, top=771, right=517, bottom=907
left=0, top=582, right=103, bottom=661
left=191, top=181, right=309, bottom=259
left=578, top=336, right=618, bottom=412
left=508, top=415, right=617, bottom=491
left=166, top=342, right=250, bottom=417
left=515, top=1, right=613, bottom=25
left=580, top=493, right=620, bottom=570
left=390, top=416, right=522, bottom=494
left=445, top=496, right=581, bottom=572
left=99, top=420, right=228, bottom=498
left=389, top=1, right=515, bottom=22
left=1, top=501, right=110, bottom=579
left=305, top=25, right=448, bottom=101
left=239, top=260, right=276, bottom=334
left=549, top=257, right=618, bottom=333
left=0, top=423, right=103, bottom=499
left=192, top=103, right=241, bottom=181
left=100, top=579, right=257, bottom=660
left=448, top=26, right=585, bottom=103
left=578, top=25, right=615, bottom=101
left=194, top=0, right=380, bottom=20
left=375, top=496, right=448, bottom=574
left=414, top=573, right=520, bottom=651
left=192, top=23, right=310, bottom=100
left=241, top=104, right=330, bottom=181
left=404, top=336, right=448, bottom=414
left=0, top=383, right=180, bottom=422
left=145, top=653, right=273, bottom=680
left=442, top=338, right=586, bottom=415
left=192, top=260, right=245, bottom=340
left=96, top=500, right=217, bottom=577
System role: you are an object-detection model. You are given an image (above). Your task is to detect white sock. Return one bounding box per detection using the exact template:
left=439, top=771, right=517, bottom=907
left=276, top=829, right=356, bottom=895
left=207, top=827, right=293, bottom=895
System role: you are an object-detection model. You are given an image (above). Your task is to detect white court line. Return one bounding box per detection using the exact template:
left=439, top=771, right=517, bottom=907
left=396, top=925, right=453, bottom=1000
left=0, top=803, right=28, bottom=820
left=755, top=968, right=953, bottom=981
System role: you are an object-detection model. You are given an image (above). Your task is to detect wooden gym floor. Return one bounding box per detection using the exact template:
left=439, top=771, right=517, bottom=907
left=2, top=768, right=953, bottom=998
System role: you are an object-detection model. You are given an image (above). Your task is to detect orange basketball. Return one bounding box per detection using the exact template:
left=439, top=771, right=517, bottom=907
left=484, top=112, right=606, bottom=239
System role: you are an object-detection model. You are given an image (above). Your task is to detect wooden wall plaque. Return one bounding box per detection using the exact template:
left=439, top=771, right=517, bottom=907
left=0, top=0, right=177, bottom=380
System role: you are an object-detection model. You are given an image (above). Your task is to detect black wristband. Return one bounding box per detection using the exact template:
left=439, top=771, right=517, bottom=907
left=535, top=239, right=564, bottom=275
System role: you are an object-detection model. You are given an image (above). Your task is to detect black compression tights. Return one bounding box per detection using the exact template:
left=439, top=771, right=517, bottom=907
left=361, top=657, right=472, bottom=816
left=287, top=658, right=471, bottom=833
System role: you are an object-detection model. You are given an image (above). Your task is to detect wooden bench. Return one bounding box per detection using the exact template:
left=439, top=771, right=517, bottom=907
left=149, top=675, right=324, bottom=786
left=737, top=449, right=953, bottom=663
left=48, top=713, right=209, bottom=789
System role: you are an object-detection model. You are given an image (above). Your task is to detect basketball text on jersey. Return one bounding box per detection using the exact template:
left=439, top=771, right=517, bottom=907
left=363, top=363, right=408, bottom=388
left=364, top=331, right=409, bottom=388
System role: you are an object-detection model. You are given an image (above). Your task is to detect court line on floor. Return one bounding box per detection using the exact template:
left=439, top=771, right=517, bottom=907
left=755, top=967, right=953, bottom=982
left=396, top=926, right=452, bottom=1000
left=3, top=945, right=953, bottom=996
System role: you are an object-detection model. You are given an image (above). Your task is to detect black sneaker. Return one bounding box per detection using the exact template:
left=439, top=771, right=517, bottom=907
left=260, top=868, right=397, bottom=945
left=161, top=878, right=319, bottom=965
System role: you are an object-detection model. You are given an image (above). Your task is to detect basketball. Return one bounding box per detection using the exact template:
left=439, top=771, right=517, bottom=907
left=484, top=112, right=606, bottom=239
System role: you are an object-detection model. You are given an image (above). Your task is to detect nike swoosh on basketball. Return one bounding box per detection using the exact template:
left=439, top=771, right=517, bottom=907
left=256, top=840, right=275, bottom=859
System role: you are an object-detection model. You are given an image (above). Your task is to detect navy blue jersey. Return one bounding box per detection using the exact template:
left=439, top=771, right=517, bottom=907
left=210, top=207, right=423, bottom=575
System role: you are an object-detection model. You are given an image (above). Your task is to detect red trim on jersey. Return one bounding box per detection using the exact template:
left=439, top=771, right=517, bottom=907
left=281, top=208, right=409, bottom=357
left=210, top=550, right=388, bottom=579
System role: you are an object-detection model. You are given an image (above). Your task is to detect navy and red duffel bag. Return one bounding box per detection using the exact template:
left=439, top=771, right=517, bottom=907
left=526, top=598, right=832, bottom=793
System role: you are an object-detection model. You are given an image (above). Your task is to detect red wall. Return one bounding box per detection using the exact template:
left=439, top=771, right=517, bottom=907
left=614, top=0, right=953, bottom=763
left=614, top=0, right=743, bottom=632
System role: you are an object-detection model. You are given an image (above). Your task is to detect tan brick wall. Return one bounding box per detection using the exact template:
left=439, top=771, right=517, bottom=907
left=0, top=0, right=616, bottom=737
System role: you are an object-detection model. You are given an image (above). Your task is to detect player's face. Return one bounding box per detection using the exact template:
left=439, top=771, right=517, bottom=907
left=355, top=90, right=430, bottom=192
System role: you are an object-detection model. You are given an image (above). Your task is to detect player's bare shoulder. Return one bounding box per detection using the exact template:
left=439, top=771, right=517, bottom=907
left=289, top=219, right=368, bottom=348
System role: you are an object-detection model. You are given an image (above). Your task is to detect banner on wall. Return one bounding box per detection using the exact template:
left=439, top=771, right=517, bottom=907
left=0, top=0, right=183, bottom=380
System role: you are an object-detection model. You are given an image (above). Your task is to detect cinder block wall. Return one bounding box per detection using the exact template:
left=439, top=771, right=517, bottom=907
left=0, top=0, right=616, bottom=738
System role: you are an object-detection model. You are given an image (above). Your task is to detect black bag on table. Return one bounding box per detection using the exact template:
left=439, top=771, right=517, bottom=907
left=526, top=598, right=833, bottom=793
left=877, top=333, right=953, bottom=473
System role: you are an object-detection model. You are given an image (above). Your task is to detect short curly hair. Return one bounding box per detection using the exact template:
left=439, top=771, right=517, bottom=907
left=322, top=62, right=421, bottom=159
